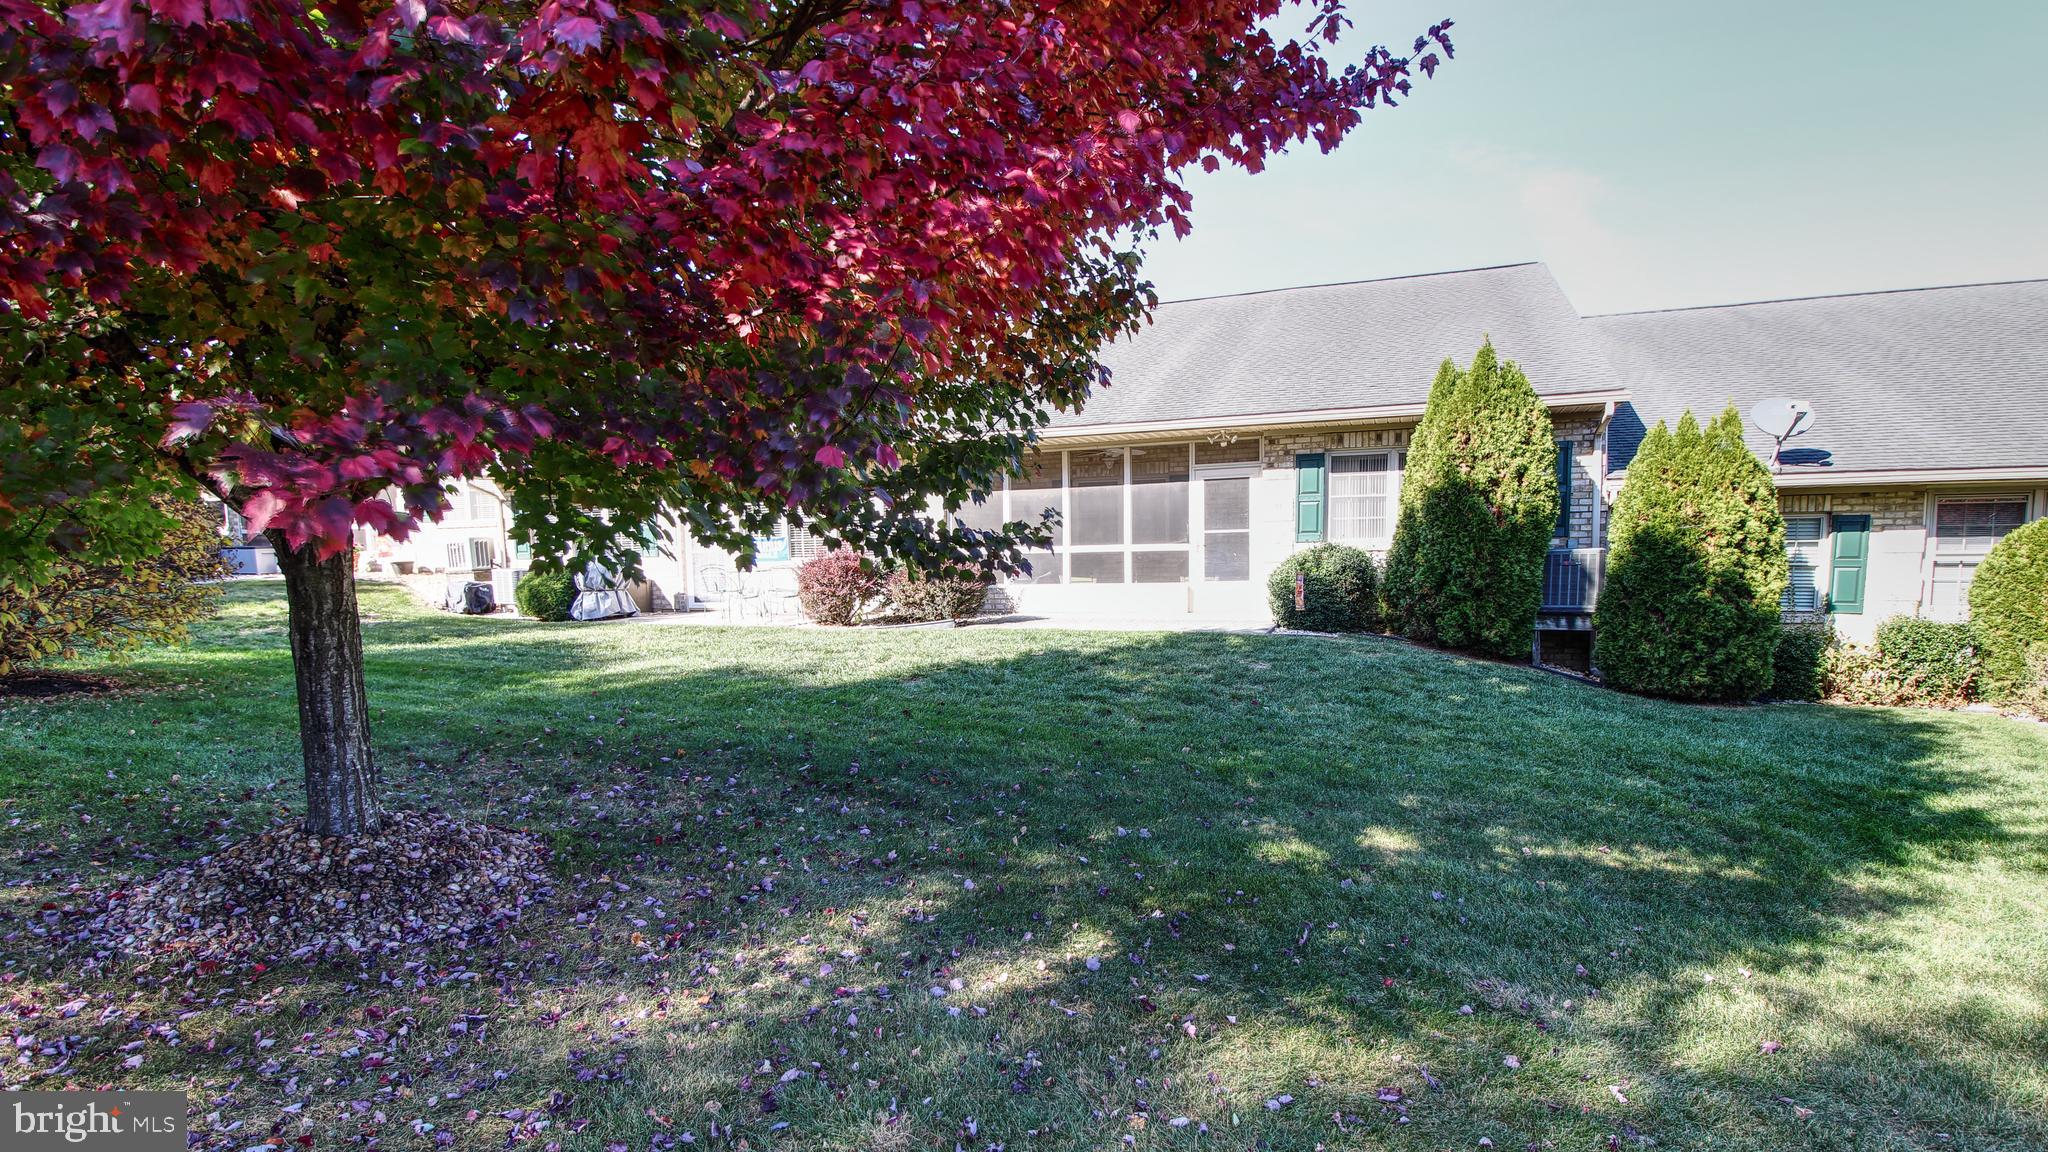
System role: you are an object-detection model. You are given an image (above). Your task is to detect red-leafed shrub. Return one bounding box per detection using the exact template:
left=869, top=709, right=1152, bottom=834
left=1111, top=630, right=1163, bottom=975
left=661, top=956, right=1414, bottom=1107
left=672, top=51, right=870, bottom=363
left=797, top=550, right=884, bottom=626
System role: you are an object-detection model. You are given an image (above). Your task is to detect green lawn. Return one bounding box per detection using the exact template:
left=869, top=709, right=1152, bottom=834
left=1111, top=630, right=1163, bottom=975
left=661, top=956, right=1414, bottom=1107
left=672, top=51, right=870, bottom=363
left=5, top=580, right=2047, bottom=1151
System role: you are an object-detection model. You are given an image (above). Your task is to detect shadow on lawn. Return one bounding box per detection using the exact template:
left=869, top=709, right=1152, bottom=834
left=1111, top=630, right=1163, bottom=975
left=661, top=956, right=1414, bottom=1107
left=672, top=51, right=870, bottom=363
left=8, top=588, right=2044, bottom=1148
left=342, top=615, right=2048, bottom=1145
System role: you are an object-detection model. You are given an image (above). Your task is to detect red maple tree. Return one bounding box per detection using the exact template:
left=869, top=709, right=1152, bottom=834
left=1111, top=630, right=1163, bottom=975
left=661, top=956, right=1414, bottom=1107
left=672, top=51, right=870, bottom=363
left=1, top=0, right=1449, bottom=834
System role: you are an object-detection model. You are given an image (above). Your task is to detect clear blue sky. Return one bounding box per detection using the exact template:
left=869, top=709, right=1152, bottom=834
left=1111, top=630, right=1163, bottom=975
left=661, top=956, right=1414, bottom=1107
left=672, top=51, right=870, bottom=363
left=1142, top=0, right=2048, bottom=314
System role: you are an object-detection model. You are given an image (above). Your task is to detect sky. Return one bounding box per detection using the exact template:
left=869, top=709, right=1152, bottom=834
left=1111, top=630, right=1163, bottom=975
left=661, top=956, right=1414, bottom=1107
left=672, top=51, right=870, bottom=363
left=1139, top=0, right=2048, bottom=315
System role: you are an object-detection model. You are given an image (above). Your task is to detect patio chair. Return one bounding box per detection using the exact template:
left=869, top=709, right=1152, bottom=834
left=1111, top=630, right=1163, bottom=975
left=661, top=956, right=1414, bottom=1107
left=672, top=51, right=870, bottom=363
left=696, top=564, right=740, bottom=623
left=759, top=567, right=802, bottom=619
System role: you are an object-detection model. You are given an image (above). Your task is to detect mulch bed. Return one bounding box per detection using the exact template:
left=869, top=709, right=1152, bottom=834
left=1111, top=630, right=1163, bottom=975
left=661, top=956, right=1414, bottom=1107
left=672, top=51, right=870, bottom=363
left=0, top=671, right=123, bottom=699
left=63, top=811, right=551, bottom=968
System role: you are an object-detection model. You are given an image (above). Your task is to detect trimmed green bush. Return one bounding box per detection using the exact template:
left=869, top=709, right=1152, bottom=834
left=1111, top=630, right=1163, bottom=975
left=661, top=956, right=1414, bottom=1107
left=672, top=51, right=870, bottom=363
left=797, top=548, right=883, bottom=625
left=1381, top=340, right=1559, bottom=658
left=1770, top=621, right=1832, bottom=702
left=513, top=569, right=575, bottom=622
left=1969, top=518, right=2048, bottom=699
left=2009, top=646, right=2048, bottom=718
left=885, top=568, right=991, bottom=623
left=1873, top=616, right=1980, bottom=703
left=1594, top=407, right=1788, bottom=701
left=1269, top=544, right=1379, bottom=633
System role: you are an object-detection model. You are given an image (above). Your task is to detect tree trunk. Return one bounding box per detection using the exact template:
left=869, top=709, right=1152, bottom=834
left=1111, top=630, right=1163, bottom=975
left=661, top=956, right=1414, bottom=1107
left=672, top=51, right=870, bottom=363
left=269, top=532, right=383, bottom=837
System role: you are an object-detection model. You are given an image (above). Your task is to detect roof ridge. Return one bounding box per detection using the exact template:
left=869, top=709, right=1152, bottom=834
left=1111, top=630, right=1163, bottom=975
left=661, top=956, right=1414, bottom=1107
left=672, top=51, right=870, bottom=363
left=1583, top=276, right=2048, bottom=318
left=1154, top=262, right=1544, bottom=307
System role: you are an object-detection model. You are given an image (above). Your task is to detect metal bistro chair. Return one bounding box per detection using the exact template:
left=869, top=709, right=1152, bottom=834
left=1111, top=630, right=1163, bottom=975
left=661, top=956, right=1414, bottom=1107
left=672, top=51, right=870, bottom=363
left=759, top=567, right=802, bottom=619
left=695, top=564, right=741, bottom=623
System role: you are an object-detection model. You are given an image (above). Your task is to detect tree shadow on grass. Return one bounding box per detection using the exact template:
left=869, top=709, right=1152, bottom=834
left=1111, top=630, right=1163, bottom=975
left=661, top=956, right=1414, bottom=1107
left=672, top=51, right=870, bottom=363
left=341, top=618, right=2048, bottom=1148
left=5, top=597, right=2046, bottom=1150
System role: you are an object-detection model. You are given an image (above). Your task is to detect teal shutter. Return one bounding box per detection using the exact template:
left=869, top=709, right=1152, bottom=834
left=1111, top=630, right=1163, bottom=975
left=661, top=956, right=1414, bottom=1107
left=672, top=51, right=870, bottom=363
left=1828, top=514, right=1869, bottom=614
left=1295, top=453, right=1326, bottom=542
left=1554, top=440, right=1574, bottom=540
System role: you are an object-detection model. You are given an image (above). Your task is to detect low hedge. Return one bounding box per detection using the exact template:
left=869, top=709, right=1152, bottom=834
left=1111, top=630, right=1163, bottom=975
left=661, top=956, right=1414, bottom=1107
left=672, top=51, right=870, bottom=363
left=885, top=568, right=991, bottom=623
left=1268, top=544, right=1379, bottom=633
left=513, top=569, right=575, bottom=622
left=1873, top=616, right=1980, bottom=703
left=1770, top=621, right=1832, bottom=702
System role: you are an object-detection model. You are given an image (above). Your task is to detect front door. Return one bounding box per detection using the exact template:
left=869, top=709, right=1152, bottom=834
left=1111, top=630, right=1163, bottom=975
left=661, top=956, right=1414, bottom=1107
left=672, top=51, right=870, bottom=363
left=1191, top=468, right=1257, bottom=615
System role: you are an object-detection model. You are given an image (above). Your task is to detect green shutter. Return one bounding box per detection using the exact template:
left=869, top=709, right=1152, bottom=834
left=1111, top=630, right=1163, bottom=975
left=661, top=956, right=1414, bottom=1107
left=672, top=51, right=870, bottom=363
left=1828, top=513, right=1869, bottom=614
left=1554, top=440, right=1574, bottom=540
left=1295, top=452, right=1326, bottom=542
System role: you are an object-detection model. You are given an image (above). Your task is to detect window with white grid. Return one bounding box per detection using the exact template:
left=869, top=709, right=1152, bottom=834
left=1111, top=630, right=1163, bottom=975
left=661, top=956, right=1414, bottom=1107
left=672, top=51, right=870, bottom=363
left=1328, top=453, right=1396, bottom=544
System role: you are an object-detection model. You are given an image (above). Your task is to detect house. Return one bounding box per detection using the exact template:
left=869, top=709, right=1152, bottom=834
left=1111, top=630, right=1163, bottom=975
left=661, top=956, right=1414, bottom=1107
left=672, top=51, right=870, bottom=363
left=1588, top=278, right=2048, bottom=642
left=361, top=262, right=2048, bottom=647
left=917, top=263, right=2048, bottom=651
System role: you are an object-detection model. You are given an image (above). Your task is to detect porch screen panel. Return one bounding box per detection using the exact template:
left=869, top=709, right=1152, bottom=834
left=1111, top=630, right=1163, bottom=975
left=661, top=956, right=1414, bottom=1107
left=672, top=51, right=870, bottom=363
left=1329, top=454, right=1392, bottom=543
left=1010, top=451, right=1063, bottom=583
left=1203, top=476, right=1253, bottom=581
left=1069, top=552, right=1125, bottom=584
left=1069, top=449, right=1125, bottom=546
left=1130, top=445, right=1190, bottom=544
left=955, top=492, right=1005, bottom=534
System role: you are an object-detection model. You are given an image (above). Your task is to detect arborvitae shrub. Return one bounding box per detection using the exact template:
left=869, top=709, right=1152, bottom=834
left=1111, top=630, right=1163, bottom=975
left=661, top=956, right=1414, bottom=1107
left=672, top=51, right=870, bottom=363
left=1593, top=407, right=1788, bottom=701
left=513, top=569, right=576, bottom=622
left=1968, top=518, right=2048, bottom=699
left=884, top=568, right=991, bottom=622
left=796, top=548, right=883, bottom=625
left=1770, top=622, right=1832, bottom=702
left=1381, top=340, right=1559, bottom=658
left=1269, top=544, right=1379, bottom=632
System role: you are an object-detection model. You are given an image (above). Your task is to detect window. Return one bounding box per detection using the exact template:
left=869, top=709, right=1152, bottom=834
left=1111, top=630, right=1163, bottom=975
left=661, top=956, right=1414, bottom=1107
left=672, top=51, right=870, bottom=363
left=1328, top=453, right=1396, bottom=543
left=1783, top=515, right=1825, bottom=612
left=468, top=538, right=495, bottom=570
left=466, top=483, right=499, bottom=521
left=786, top=521, right=827, bottom=562
left=446, top=542, right=467, bottom=570
left=1929, top=496, right=2028, bottom=620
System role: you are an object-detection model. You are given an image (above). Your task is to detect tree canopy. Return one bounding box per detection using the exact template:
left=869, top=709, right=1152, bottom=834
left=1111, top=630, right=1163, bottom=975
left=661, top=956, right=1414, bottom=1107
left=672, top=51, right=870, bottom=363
left=2, top=0, right=1453, bottom=573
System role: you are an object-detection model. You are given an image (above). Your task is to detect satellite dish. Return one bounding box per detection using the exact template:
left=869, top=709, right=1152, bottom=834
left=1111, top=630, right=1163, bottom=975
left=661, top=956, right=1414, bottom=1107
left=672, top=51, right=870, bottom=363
left=1749, top=397, right=1815, bottom=470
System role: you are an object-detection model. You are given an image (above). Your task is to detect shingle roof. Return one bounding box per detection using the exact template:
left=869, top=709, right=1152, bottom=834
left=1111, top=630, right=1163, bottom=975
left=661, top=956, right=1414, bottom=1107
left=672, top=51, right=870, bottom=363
left=1046, top=263, right=1626, bottom=431
left=1588, top=280, right=2048, bottom=476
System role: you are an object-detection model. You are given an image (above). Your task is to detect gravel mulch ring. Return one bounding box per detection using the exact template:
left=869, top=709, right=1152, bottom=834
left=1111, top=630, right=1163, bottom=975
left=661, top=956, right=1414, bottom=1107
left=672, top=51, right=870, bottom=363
left=67, top=811, right=551, bottom=967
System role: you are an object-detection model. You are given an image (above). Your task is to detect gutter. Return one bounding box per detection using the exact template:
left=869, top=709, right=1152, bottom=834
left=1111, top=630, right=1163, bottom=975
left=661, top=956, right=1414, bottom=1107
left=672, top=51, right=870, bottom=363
left=1604, top=464, right=2048, bottom=494
left=1038, top=389, right=1632, bottom=442
left=1770, top=466, right=2048, bottom=488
